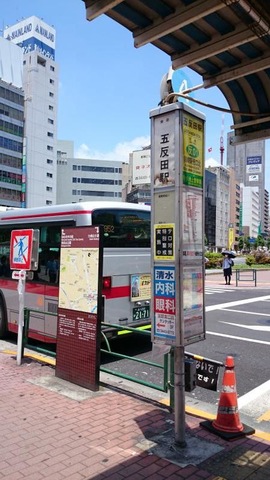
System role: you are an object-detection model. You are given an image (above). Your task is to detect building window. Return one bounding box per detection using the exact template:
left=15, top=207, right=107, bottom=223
left=50, top=65, right=55, bottom=71
left=49, top=105, right=53, bottom=111
left=48, top=118, right=54, bottom=124
left=47, top=132, right=53, bottom=138
left=47, top=173, right=53, bottom=178
left=49, top=92, right=54, bottom=98
left=73, top=165, right=77, bottom=170
left=47, top=145, right=53, bottom=151
left=37, top=56, right=46, bottom=67
left=49, top=79, right=54, bottom=85
left=47, top=159, right=53, bottom=164
left=46, top=186, right=52, bottom=192
left=46, top=200, right=52, bottom=205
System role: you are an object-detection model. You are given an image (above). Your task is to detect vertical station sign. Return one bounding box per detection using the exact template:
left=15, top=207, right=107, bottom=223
left=150, top=102, right=206, bottom=347
left=56, top=226, right=103, bottom=391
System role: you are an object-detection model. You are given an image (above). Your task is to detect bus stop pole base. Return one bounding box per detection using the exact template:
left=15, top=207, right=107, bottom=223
left=174, top=345, right=186, bottom=447
left=16, top=275, right=25, bottom=366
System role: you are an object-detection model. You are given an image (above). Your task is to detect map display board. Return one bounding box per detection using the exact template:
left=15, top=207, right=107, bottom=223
left=56, top=226, right=103, bottom=391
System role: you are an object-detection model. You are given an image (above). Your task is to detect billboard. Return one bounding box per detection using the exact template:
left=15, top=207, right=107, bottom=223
left=132, top=149, right=151, bottom=185
left=4, top=16, right=56, bottom=60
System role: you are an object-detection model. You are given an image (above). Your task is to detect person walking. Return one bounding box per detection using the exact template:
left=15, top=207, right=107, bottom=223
left=222, top=254, right=233, bottom=285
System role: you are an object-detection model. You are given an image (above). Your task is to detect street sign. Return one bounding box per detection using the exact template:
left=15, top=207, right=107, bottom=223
left=12, top=270, right=26, bottom=280
left=10, top=229, right=34, bottom=270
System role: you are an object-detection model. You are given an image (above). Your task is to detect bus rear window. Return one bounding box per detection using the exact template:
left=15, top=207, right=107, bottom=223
left=92, top=208, right=150, bottom=248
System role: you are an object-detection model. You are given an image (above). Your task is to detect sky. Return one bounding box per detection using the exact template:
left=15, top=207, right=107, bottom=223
left=1, top=0, right=270, bottom=191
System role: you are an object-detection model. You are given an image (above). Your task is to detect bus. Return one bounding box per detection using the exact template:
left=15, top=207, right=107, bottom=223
left=0, top=201, right=151, bottom=342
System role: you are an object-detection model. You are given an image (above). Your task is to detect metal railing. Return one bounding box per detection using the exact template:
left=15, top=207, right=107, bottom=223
left=22, top=309, right=223, bottom=409
left=236, top=268, right=257, bottom=286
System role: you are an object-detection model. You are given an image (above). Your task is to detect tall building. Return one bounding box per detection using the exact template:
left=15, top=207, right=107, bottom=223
left=227, top=134, right=268, bottom=235
left=205, top=159, right=230, bottom=250
left=240, top=184, right=260, bottom=238
left=0, top=38, right=24, bottom=207
left=204, top=169, right=217, bottom=249
left=4, top=16, right=59, bottom=207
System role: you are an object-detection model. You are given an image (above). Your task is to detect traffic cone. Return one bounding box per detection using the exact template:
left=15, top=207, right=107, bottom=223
left=200, top=356, right=255, bottom=440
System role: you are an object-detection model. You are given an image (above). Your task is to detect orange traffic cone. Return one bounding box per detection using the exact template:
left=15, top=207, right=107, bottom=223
left=200, top=356, right=255, bottom=440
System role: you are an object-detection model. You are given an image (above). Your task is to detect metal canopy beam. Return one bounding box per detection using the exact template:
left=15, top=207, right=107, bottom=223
left=85, top=0, right=123, bottom=21
left=133, top=0, right=224, bottom=48
left=204, top=54, right=270, bottom=86
left=172, top=26, right=260, bottom=69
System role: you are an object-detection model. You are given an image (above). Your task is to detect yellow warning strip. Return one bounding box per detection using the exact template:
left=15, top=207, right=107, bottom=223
left=160, top=398, right=215, bottom=420
left=2, top=349, right=56, bottom=366
left=257, top=410, right=270, bottom=422
left=160, top=397, right=270, bottom=442
left=117, top=324, right=151, bottom=336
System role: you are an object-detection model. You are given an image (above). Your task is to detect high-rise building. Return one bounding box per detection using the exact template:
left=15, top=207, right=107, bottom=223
left=227, top=133, right=268, bottom=235
left=4, top=16, right=59, bottom=207
left=0, top=38, right=24, bottom=207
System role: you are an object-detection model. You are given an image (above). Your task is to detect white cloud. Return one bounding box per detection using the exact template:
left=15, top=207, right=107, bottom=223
left=75, top=135, right=150, bottom=162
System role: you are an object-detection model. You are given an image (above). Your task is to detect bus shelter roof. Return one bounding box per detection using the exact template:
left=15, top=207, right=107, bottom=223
left=83, top=0, right=270, bottom=144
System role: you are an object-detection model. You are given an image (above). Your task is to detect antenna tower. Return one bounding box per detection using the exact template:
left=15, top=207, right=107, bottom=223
left=220, top=114, right=225, bottom=165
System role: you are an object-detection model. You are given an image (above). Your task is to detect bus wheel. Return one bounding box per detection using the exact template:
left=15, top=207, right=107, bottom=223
left=0, top=294, right=7, bottom=338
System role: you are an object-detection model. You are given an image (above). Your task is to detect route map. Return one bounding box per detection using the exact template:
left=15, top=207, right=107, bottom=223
left=59, top=248, right=99, bottom=314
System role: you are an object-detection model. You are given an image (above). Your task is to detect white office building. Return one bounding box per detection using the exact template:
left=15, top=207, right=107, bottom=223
left=227, top=134, right=267, bottom=235
left=56, top=148, right=126, bottom=204
left=241, top=184, right=260, bottom=239
left=4, top=16, right=59, bottom=207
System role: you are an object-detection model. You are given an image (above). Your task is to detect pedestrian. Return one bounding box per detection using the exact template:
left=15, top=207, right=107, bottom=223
left=222, top=254, right=233, bottom=285
left=46, top=255, right=59, bottom=283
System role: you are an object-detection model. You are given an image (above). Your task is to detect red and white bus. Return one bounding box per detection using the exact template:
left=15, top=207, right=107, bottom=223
left=0, top=201, right=151, bottom=342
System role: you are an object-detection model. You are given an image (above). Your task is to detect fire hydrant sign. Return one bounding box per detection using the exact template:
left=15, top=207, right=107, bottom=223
left=10, top=229, right=34, bottom=270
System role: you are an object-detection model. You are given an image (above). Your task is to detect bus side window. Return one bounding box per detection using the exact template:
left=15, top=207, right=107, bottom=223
left=0, top=255, right=11, bottom=277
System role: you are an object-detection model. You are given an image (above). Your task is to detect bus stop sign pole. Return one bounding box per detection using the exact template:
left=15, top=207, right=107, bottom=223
left=150, top=102, right=206, bottom=446
left=16, top=270, right=26, bottom=366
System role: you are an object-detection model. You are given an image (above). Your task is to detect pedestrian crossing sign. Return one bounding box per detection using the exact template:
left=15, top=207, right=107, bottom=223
left=10, top=229, right=34, bottom=270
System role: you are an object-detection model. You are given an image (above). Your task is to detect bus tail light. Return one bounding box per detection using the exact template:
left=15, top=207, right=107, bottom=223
left=102, top=276, right=112, bottom=289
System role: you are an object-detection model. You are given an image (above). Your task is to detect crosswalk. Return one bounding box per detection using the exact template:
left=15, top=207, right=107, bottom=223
left=205, top=285, right=236, bottom=295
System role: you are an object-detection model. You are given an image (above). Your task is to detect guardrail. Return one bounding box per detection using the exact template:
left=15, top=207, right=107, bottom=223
left=236, top=268, right=257, bottom=286
left=22, top=309, right=224, bottom=409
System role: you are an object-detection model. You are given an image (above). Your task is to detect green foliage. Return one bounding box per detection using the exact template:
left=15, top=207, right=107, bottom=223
left=246, top=255, right=256, bottom=266
left=205, top=252, right=223, bottom=269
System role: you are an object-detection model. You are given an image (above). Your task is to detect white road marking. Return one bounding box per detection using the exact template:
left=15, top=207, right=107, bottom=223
left=205, top=292, right=270, bottom=416
left=206, top=294, right=270, bottom=312
left=219, top=308, right=270, bottom=317
left=206, top=331, right=270, bottom=345
left=238, top=379, right=270, bottom=409
left=220, top=321, right=270, bottom=332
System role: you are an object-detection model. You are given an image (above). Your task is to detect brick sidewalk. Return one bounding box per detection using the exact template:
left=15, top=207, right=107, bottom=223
left=1, top=351, right=270, bottom=480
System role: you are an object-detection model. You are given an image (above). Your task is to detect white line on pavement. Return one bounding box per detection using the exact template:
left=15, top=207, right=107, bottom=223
left=206, top=295, right=270, bottom=312
left=238, top=379, right=270, bottom=409
left=206, top=330, right=270, bottom=345
left=219, top=308, right=270, bottom=317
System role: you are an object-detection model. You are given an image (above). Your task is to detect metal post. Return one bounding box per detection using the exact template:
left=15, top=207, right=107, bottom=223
left=174, top=345, right=186, bottom=447
left=17, top=271, right=25, bottom=366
